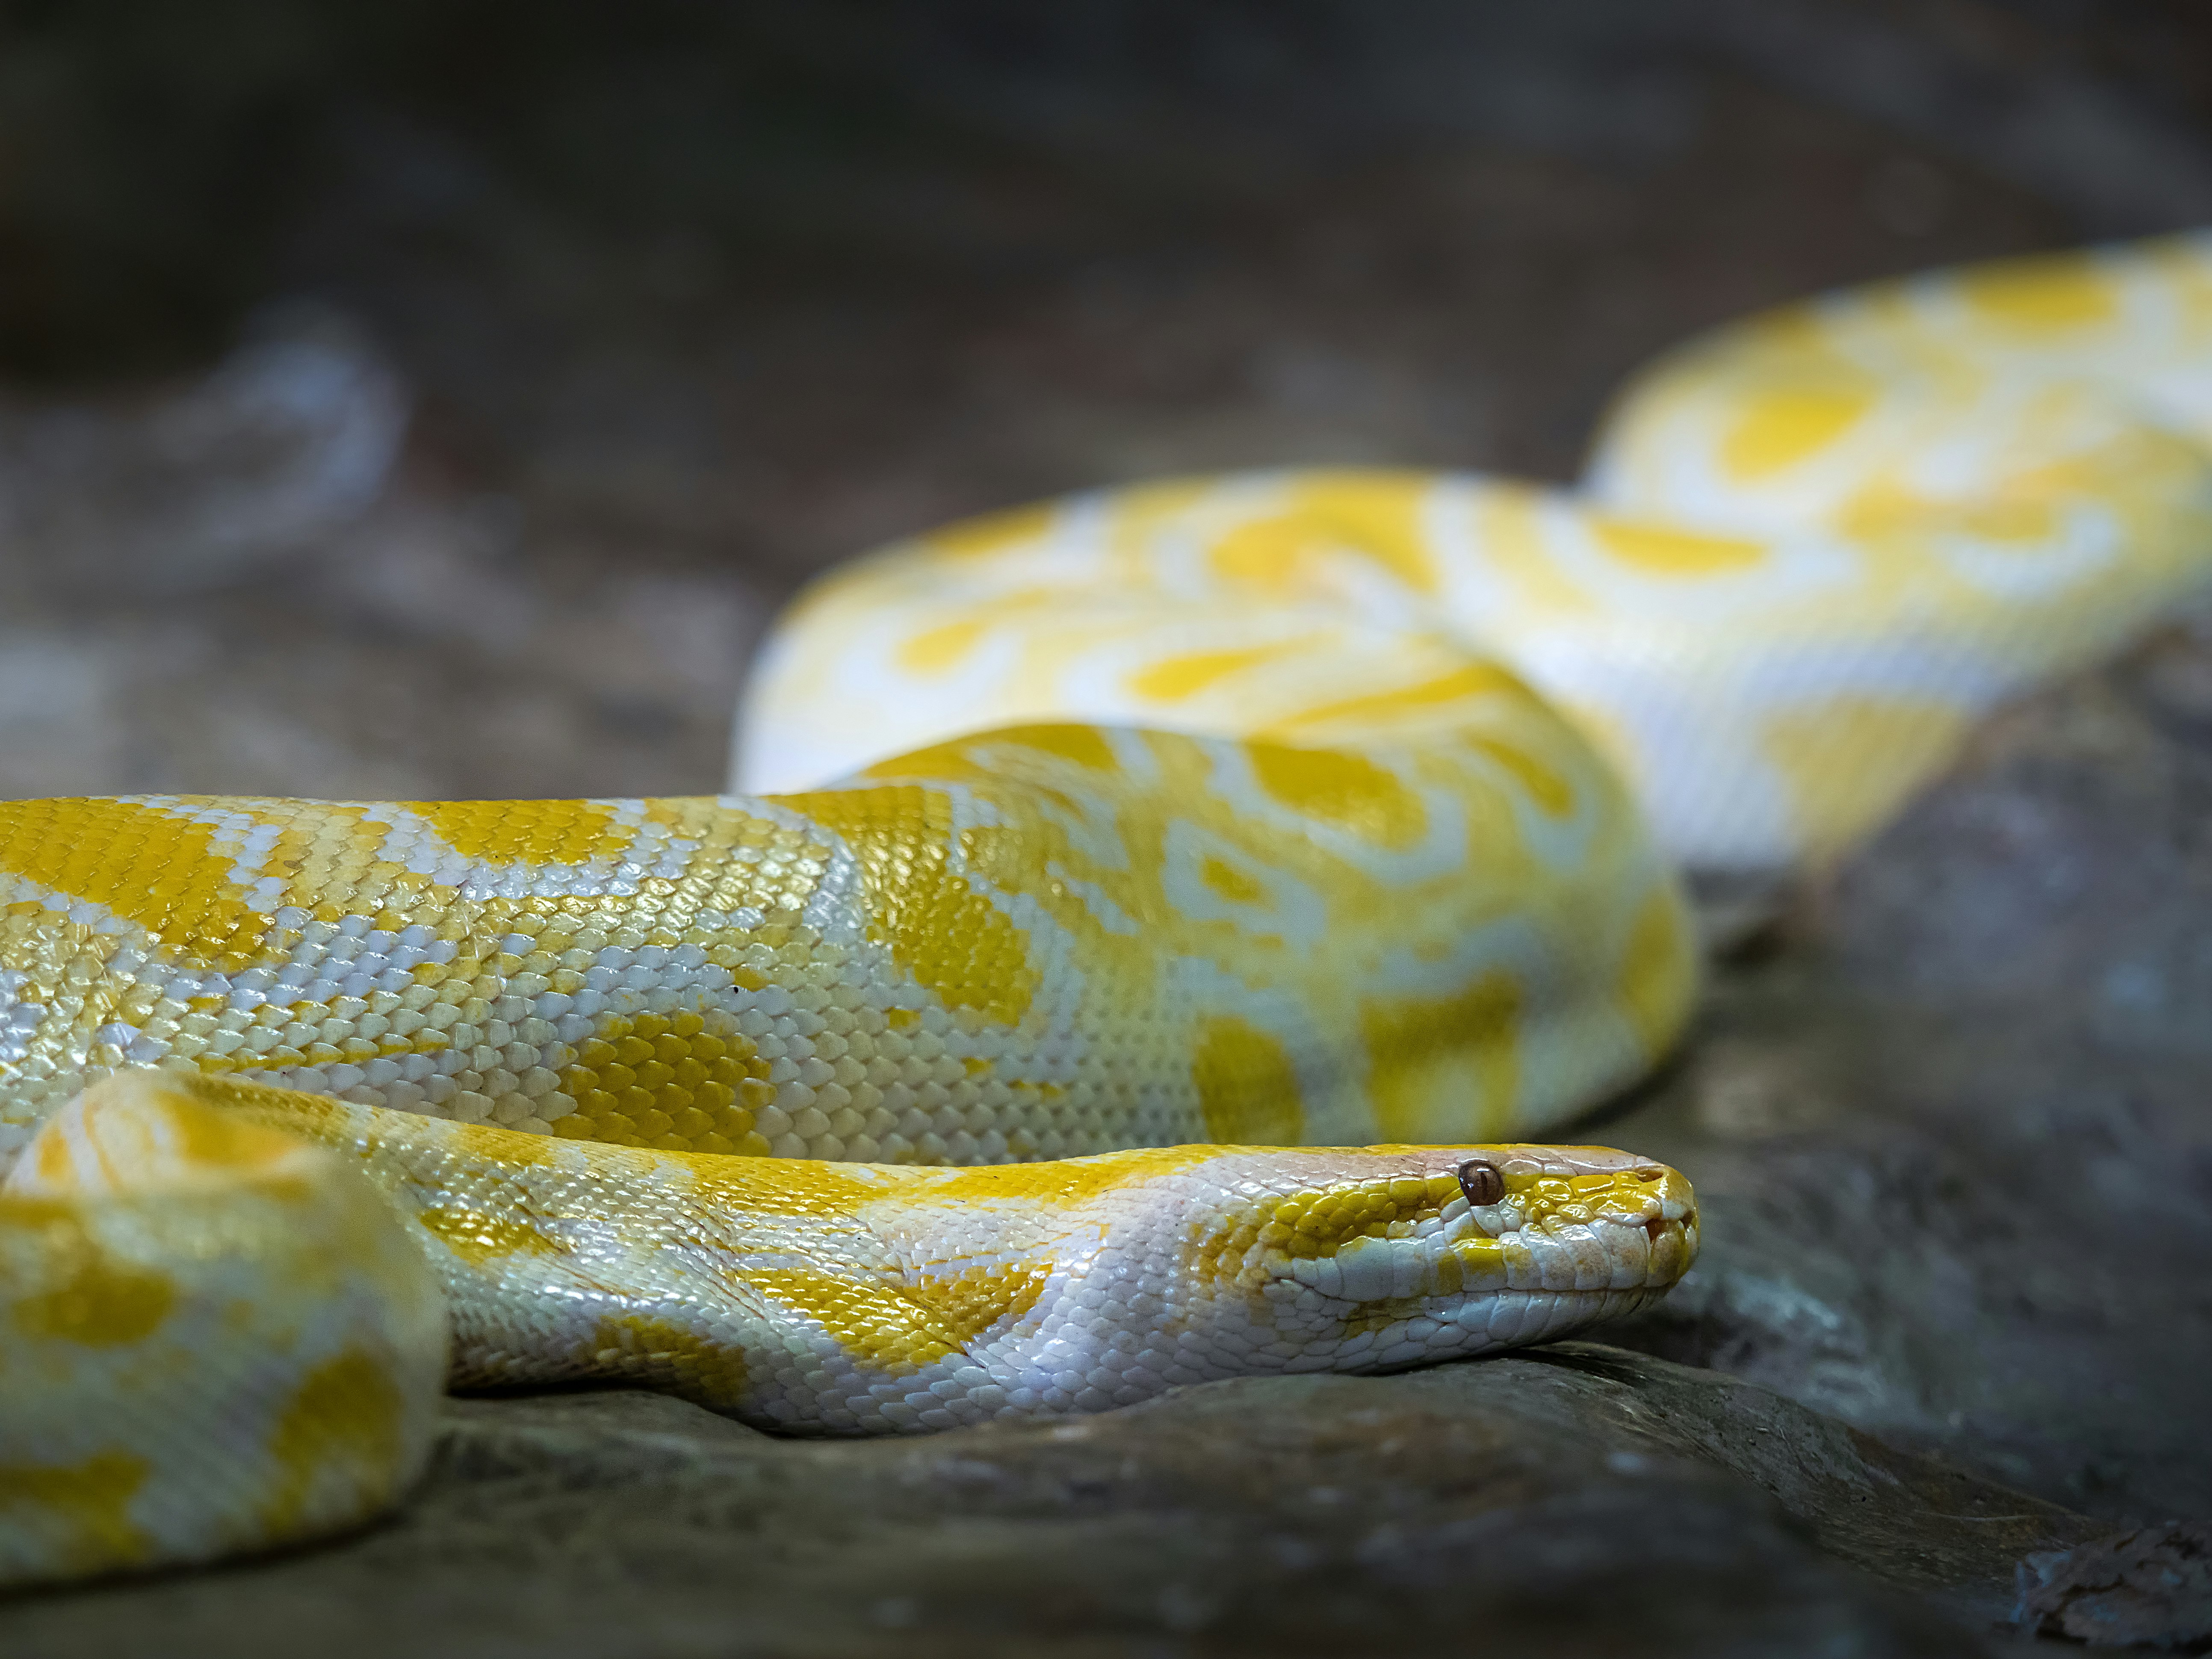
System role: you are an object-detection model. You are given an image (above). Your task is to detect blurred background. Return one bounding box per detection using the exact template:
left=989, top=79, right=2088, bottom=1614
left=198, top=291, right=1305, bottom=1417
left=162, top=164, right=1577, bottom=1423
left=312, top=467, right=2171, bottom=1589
left=3, top=0, right=2209, bottom=804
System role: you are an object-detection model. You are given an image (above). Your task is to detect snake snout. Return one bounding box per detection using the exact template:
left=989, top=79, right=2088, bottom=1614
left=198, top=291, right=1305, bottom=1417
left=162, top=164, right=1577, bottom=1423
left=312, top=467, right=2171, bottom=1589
left=1465, top=1151, right=1701, bottom=1295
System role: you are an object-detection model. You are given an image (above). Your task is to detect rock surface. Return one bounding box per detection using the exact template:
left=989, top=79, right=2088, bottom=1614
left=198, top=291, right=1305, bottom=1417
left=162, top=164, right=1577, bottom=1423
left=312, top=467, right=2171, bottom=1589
left=2015, top=1524, right=2212, bottom=1651
left=1602, top=644, right=2212, bottom=1532
left=0, top=1346, right=2095, bottom=1659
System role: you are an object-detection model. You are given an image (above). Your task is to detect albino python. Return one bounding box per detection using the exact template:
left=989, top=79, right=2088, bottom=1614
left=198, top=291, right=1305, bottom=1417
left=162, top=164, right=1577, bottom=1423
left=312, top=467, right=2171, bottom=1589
left=4, top=234, right=2210, bottom=1588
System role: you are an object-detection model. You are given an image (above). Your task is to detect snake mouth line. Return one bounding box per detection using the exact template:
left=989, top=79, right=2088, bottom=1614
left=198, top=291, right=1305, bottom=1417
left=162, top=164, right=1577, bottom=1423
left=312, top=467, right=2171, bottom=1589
left=1285, top=1210, right=1698, bottom=1305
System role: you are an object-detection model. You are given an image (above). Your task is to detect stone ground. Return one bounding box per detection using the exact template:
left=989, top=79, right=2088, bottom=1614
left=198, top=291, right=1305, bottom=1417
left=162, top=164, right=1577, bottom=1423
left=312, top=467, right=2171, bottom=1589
left=4, top=5, right=2212, bottom=1652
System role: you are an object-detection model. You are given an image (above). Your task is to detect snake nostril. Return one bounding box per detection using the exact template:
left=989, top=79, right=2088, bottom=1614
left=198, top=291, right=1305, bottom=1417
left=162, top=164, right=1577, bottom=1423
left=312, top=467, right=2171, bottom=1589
left=1457, top=1158, right=1505, bottom=1207
left=1631, top=1166, right=1664, bottom=1183
left=1645, top=1217, right=1669, bottom=1243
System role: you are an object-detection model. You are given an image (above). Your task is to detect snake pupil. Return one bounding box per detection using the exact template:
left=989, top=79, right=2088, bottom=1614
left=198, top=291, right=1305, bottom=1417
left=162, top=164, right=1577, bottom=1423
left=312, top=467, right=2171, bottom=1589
left=1457, top=1159, right=1505, bottom=1207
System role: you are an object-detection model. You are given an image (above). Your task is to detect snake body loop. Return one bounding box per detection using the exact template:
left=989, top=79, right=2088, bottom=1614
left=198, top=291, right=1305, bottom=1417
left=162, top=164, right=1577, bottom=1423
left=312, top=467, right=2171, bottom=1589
left=4, top=234, right=2210, bottom=1587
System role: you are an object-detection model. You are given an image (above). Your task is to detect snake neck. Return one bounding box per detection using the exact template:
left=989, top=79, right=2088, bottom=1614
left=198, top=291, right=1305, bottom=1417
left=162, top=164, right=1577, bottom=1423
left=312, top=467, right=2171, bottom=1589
left=124, top=1077, right=1696, bottom=1432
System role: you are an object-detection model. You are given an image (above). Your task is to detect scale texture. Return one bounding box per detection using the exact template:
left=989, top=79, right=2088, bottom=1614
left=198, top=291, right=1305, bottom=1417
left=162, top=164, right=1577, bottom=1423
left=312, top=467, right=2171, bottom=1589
left=4, top=233, right=2211, bottom=1588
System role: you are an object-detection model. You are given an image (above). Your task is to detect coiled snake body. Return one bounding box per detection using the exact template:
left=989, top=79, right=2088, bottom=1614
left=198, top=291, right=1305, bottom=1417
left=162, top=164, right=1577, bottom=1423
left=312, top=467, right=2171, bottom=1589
left=3, top=235, right=2209, bottom=1586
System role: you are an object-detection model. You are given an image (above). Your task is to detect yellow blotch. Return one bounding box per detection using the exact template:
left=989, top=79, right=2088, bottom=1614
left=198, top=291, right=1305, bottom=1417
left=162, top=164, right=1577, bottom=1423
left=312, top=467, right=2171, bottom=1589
left=1125, top=641, right=1307, bottom=703
left=415, top=1207, right=564, bottom=1264
left=921, top=499, right=1057, bottom=559
left=845, top=740, right=997, bottom=796
left=448, top=1121, right=571, bottom=1166
left=1446, top=1235, right=1508, bottom=1284
left=909, top=1260, right=1054, bottom=1347
left=1717, top=384, right=1874, bottom=481
left=1199, top=856, right=1267, bottom=906
left=1469, top=735, right=1576, bottom=816
left=592, top=1314, right=749, bottom=1408
left=0, top=797, right=270, bottom=967
left=998, top=724, right=1121, bottom=770
left=1263, top=661, right=1527, bottom=735
left=1190, top=1015, right=1303, bottom=1145
left=28, top=1132, right=73, bottom=1187
left=1206, top=472, right=1439, bottom=595
left=0, top=1452, right=149, bottom=1574
left=258, top=1349, right=408, bottom=1537
left=168, top=1094, right=318, bottom=1172
left=747, top=1268, right=966, bottom=1374
left=774, top=785, right=1038, bottom=1028
left=1208, top=514, right=1311, bottom=591
left=1949, top=496, right=2058, bottom=545
left=405, top=800, right=632, bottom=867
left=897, top=619, right=990, bottom=674
left=637, top=797, right=796, bottom=852
left=857, top=722, right=1115, bottom=789
left=1760, top=694, right=1970, bottom=859
left=558, top=1007, right=770, bottom=1153
left=1183, top=1172, right=1462, bottom=1290
left=910, top=1145, right=1220, bottom=1208
left=1956, top=258, right=2117, bottom=332
left=14, top=1080, right=316, bottom=1197
left=685, top=1154, right=893, bottom=1219
left=128, top=1071, right=352, bottom=1146
left=1361, top=971, right=1520, bottom=1142
left=12, top=1236, right=176, bottom=1347
left=1247, top=744, right=1426, bottom=850
left=1616, top=888, right=1697, bottom=1058
left=1589, top=517, right=1767, bottom=576
left=1833, top=476, right=1946, bottom=541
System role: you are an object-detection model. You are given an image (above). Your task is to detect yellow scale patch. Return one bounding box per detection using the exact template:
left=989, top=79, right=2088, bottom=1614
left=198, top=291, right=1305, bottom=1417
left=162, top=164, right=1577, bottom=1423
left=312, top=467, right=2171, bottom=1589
left=1759, top=695, right=1972, bottom=860
left=1126, top=640, right=1315, bottom=703
left=1615, top=891, right=1695, bottom=1056
left=555, top=1007, right=774, bottom=1153
left=898, top=1145, right=1221, bottom=1209
left=1246, top=745, right=1427, bottom=850
left=1190, top=1016, right=1303, bottom=1144
left=774, top=784, right=1042, bottom=1031
left=257, top=1350, right=408, bottom=1537
left=0, top=798, right=272, bottom=969
left=591, top=1314, right=750, bottom=1410
left=403, top=800, right=635, bottom=865
left=1360, top=972, right=1521, bottom=1143
left=1202, top=472, right=1441, bottom=596
left=0, top=1452, right=151, bottom=1575
left=1716, top=384, right=1874, bottom=481
left=1589, top=516, right=1769, bottom=575
left=897, top=619, right=992, bottom=675
left=1260, top=661, right=1529, bottom=737
left=1185, top=1171, right=1463, bottom=1290
left=413, top=1207, right=564, bottom=1264
left=748, top=1257, right=1054, bottom=1376
left=10, top=1228, right=176, bottom=1347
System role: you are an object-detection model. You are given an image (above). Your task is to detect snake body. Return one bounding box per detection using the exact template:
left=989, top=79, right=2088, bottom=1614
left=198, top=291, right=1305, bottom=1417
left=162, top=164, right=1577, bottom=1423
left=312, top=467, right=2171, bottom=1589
left=4, top=233, right=2211, bottom=1587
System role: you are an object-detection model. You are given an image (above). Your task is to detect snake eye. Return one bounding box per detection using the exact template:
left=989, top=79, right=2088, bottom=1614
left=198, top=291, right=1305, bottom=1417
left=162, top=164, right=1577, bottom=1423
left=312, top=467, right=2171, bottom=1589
left=1457, top=1159, right=1505, bottom=1207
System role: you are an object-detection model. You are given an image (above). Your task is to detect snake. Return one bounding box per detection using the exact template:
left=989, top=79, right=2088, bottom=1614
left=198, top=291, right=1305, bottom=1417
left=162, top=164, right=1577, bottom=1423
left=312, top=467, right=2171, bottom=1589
left=3, top=232, right=2209, bottom=1590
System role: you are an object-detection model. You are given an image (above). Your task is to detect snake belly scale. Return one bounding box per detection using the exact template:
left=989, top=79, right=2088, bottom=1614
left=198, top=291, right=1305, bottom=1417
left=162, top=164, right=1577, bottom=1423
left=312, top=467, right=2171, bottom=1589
left=4, top=232, right=2212, bottom=1586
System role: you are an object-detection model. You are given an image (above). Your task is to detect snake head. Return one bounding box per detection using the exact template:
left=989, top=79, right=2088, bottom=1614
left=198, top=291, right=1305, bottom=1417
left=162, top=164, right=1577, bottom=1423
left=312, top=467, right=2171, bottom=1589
left=1176, top=1144, right=1697, bottom=1374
